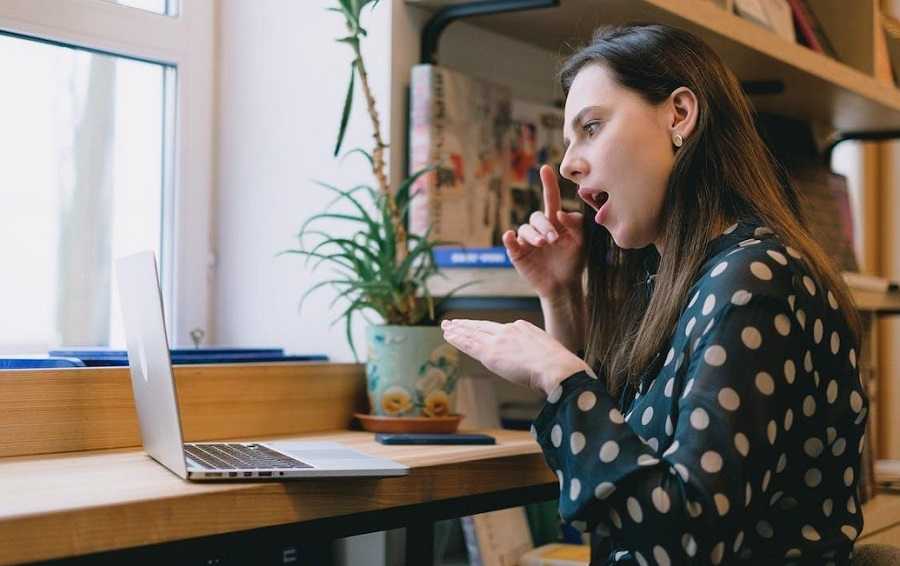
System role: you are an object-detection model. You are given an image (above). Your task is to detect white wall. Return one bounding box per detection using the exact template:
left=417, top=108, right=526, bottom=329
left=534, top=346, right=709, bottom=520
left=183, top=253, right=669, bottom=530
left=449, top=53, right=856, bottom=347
left=214, top=0, right=565, bottom=362
left=215, top=0, right=393, bottom=359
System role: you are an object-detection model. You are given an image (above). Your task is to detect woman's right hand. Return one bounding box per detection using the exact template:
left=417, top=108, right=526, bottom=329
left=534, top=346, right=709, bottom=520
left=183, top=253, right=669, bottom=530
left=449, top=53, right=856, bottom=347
left=502, top=165, right=585, bottom=300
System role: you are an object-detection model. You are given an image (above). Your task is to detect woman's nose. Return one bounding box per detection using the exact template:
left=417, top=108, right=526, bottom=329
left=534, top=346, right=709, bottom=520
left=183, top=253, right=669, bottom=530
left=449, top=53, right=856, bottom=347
left=560, top=150, right=585, bottom=183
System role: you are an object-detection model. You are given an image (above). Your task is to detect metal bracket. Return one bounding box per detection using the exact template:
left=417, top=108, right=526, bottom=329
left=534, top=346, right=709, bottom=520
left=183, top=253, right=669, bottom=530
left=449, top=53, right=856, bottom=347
left=824, top=130, right=900, bottom=165
left=420, top=0, right=559, bottom=64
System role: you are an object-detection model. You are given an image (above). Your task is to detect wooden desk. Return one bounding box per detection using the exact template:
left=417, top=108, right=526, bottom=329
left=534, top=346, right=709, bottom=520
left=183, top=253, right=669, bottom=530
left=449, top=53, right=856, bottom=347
left=2, top=364, right=899, bottom=564
left=0, top=429, right=556, bottom=565
left=3, top=433, right=899, bottom=565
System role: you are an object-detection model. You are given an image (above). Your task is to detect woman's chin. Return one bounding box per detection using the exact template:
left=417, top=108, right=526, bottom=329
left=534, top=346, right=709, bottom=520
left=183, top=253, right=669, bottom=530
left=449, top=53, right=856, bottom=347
left=610, top=226, right=654, bottom=251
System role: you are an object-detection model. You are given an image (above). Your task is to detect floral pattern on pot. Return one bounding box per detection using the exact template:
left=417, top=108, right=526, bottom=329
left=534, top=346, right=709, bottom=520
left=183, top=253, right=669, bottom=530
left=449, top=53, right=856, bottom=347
left=366, top=325, right=461, bottom=417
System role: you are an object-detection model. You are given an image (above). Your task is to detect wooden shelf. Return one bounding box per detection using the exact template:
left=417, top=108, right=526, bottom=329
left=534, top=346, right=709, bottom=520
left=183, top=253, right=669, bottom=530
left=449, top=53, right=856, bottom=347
left=407, top=0, right=900, bottom=131
left=429, top=267, right=900, bottom=313
left=851, top=288, right=900, bottom=314
left=430, top=268, right=534, bottom=298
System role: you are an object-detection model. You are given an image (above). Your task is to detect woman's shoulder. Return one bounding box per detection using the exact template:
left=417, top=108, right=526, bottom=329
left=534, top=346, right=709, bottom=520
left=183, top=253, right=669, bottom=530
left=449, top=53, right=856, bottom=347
left=690, top=226, right=822, bottom=317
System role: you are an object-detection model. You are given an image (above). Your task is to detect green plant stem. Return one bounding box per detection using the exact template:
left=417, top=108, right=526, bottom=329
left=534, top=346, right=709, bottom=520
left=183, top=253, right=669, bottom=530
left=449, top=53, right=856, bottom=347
left=348, top=34, right=408, bottom=264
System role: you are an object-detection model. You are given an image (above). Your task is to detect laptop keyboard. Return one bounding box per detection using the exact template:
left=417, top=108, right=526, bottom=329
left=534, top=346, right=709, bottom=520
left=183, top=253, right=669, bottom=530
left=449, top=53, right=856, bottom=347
left=184, top=443, right=313, bottom=470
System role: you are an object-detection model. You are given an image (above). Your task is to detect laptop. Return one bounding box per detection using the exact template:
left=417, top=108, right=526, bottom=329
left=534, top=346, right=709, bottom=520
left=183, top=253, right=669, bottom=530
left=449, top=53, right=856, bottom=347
left=115, top=250, right=409, bottom=481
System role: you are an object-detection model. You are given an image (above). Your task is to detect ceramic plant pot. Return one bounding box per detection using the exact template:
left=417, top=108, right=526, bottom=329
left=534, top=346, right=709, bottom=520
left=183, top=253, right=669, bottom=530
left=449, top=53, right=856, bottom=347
left=365, top=325, right=461, bottom=417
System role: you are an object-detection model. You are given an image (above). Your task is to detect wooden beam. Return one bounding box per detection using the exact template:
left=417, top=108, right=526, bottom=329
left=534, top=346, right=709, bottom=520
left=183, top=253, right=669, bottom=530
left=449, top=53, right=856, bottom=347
left=0, top=363, right=367, bottom=458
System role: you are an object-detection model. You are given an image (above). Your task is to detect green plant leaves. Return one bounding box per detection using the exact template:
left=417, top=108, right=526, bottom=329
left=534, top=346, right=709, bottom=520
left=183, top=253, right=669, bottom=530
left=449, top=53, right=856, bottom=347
left=283, top=0, right=463, bottom=358
left=334, top=61, right=356, bottom=157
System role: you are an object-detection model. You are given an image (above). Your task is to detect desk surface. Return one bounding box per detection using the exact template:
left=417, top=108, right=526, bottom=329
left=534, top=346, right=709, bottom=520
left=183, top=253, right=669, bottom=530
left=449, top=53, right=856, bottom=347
left=2, top=428, right=898, bottom=564
left=0, top=429, right=555, bottom=565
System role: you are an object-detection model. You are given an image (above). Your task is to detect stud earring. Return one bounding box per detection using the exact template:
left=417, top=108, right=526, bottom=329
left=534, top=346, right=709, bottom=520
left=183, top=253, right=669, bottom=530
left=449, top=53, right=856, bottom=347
left=673, top=133, right=684, bottom=148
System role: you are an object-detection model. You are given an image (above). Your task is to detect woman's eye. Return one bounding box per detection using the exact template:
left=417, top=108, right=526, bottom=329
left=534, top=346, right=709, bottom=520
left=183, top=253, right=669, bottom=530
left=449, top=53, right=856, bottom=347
left=583, top=121, right=601, bottom=136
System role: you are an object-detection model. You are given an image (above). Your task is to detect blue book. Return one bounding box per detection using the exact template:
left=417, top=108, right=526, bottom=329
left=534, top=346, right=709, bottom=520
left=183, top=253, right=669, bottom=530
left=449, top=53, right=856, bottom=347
left=49, top=348, right=328, bottom=367
left=0, top=356, right=86, bottom=369
left=433, top=246, right=513, bottom=268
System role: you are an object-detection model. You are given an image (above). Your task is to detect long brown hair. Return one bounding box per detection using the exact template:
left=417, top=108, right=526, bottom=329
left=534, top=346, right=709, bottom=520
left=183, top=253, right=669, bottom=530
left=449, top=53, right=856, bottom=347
left=560, top=24, right=861, bottom=397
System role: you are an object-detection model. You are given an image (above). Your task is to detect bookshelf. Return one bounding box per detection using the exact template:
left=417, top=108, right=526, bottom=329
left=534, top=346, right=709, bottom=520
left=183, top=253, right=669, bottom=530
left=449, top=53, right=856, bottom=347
left=429, top=268, right=900, bottom=314
left=402, top=0, right=900, bottom=312
left=400, top=0, right=900, bottom=493
left=406, top=0, right=900, bottom=132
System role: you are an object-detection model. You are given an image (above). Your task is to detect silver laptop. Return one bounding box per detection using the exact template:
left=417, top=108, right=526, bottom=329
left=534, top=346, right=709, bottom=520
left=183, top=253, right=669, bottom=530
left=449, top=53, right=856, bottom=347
left=116, top=250, right=409, bottom=481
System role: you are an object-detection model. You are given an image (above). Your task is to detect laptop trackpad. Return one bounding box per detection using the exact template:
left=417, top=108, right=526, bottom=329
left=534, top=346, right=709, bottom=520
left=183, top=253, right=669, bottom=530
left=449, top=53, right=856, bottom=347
left=269, top=441, right=403, bottom=469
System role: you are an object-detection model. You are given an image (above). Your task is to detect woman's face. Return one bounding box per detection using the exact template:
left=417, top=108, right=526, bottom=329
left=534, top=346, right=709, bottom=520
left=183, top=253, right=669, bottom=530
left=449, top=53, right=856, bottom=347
left=560, top=63, right=677, bottom=251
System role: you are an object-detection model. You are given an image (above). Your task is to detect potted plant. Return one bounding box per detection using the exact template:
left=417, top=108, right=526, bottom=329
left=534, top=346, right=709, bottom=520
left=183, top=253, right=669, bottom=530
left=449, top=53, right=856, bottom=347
left=282, top=0, right=469, bottom=425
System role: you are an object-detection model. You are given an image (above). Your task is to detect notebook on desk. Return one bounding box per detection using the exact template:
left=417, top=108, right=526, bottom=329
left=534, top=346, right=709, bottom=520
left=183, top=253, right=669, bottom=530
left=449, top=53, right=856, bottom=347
left=115, top=250, right=408, bottom=481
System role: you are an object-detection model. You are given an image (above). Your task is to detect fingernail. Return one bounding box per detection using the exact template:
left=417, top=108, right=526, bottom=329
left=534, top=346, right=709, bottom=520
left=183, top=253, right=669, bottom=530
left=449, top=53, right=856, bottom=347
left=547, top=232, right=557, bottom=243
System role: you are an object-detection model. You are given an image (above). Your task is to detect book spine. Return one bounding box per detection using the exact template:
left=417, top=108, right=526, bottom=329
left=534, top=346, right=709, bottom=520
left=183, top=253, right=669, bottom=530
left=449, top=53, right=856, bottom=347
left=434, top=246, right=513, bottom=268
left=460, top=515, right=484, bottom=566
left=408, top=64, right=439, bottom=239
left=798, top=0, right=838, bottom=57
left=786, top=0, right=824, bottom=53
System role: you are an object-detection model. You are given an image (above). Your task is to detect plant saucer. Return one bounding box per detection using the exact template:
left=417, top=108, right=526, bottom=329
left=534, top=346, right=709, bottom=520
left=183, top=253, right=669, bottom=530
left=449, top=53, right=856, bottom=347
left=354, top=412, right=463, bottom=434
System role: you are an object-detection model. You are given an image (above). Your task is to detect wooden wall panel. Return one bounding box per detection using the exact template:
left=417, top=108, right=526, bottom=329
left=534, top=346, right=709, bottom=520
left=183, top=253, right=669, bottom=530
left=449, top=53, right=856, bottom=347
left=0, top=363, right=366, bottom=458
left=877, top=141, right=900, bottom=459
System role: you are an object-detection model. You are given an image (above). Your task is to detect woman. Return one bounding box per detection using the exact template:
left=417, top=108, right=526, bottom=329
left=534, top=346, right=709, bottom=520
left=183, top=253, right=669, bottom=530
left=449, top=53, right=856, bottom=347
left=441, top=24, right=868, bottom=565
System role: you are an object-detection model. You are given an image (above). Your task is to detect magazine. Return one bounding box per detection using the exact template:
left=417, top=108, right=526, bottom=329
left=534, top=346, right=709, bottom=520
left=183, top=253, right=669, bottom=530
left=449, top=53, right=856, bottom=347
left=408, top=64, right=577, bottom=267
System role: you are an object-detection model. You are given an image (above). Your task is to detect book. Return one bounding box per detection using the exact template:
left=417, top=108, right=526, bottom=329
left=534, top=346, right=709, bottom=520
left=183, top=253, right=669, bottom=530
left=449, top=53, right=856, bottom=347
left=790, top=165, right=859, bottom=273
left=882, top=13, right=900, bottom=85
left=47, top=347, right=328, bottom=366
left=786, top=0, right=838, bottom=58
left=433, top=246, right=513, bottom=268
left=408, top=64, right=578, bottom=267
left=759, top=0, right=796, bottom=43
left=408, top=64, right=511, bottom=251
left=519, top=543, right=590, bottom=566
left=461, top=507, right=534, bottom=566
left=733, top=0, right=773, bottom=31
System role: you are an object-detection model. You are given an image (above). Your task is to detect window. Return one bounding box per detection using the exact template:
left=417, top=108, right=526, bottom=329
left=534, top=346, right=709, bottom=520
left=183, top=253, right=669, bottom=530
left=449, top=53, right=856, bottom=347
left=0, top=0, right=213, bottom=354
left=108, top=0, right=178, bottom=16
left=0, top=34, right=172, bottom=351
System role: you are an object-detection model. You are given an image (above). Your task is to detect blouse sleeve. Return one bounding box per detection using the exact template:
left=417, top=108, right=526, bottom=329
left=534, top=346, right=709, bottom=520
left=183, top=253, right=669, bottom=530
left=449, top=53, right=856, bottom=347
left=532, top=292, right=846, bottom=565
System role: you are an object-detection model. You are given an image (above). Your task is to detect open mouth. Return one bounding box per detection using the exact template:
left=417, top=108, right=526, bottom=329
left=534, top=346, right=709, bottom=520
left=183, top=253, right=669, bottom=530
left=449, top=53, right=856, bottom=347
left=578, top=188, right=609, bottom=211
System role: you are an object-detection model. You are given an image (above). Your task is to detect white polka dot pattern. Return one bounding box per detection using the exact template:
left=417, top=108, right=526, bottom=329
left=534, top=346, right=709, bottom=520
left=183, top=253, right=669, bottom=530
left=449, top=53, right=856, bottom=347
left=690, top=408, right=709, bottom=430
left=711, top=262, right=728, bottom=277
left=577, top=391, right=597, bottom=412
left=652, top=487, right=670, bottom=513
left=718, top=388, right=740, bottom=411
left=528, top=223, right=864, bottom=565
left=704, top=346, right=727, bottom=366
left=599, top=441, right=619, bottom=463
left=702, top=294, right=716, bottom=315
left=750, top=261, right=772, bottom=280
left=570, top=432, right=586, bottom=455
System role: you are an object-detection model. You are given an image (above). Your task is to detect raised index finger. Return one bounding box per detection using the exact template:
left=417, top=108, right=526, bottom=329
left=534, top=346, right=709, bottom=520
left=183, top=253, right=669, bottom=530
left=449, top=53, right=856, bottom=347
left=540, top=164, right=562, bottom=227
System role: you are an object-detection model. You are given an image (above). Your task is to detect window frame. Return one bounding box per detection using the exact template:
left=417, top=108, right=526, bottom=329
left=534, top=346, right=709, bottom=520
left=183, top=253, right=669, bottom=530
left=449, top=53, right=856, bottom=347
left=0, top=0, right=215, bottom=348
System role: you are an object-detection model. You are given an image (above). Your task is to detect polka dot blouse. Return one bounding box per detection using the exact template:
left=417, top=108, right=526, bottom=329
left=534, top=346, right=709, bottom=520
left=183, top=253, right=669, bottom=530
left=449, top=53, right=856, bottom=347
left=532, top=220, right=869, bottom=565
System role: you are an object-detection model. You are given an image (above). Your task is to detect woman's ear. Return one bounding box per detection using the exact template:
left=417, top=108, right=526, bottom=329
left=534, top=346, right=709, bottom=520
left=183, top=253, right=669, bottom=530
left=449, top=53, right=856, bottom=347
left=667, top=87, right=699, bottom=141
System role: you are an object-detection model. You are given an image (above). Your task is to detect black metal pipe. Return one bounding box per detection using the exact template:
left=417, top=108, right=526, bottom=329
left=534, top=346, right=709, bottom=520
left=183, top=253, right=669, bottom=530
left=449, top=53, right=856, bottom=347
left=824, top=130, right=900, bottom=165
left=420, top=0, right=560, bottom=64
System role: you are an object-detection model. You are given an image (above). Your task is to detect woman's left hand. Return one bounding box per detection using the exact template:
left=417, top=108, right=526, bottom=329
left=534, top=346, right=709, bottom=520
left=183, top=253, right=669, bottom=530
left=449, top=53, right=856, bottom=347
left=441, top=318, right=594, bottom=395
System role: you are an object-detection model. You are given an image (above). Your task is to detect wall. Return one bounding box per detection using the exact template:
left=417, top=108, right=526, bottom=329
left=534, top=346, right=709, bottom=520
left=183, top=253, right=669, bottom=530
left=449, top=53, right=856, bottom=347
left=214, top=0, right=393, bottom=360
left=878, top=141, right=900, bottom=459
left=214, top=0, right=564, bottom=363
